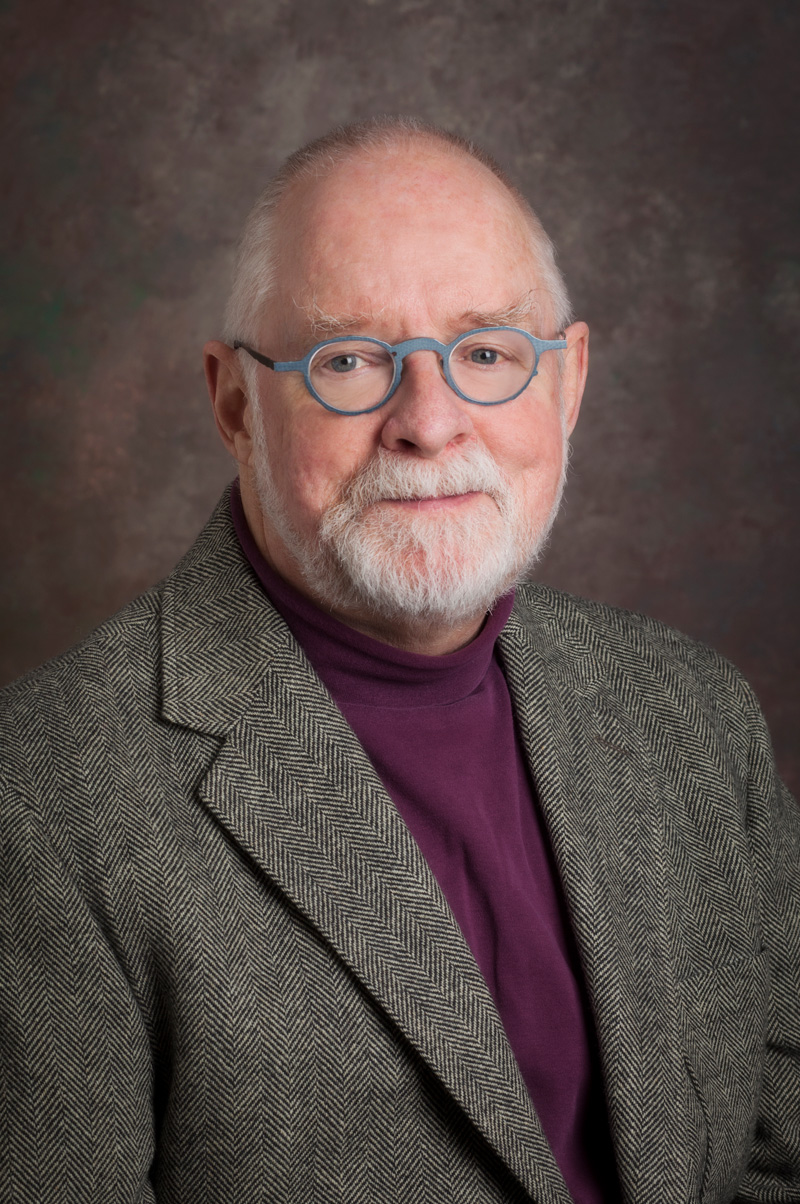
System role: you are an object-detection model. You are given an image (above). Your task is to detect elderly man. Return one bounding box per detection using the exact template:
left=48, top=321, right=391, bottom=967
left=2, top=118, right=798, bottom=1204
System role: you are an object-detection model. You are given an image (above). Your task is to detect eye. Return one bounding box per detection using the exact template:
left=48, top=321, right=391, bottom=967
left=327, top=353, right=361, bottom=373
left=452, top=330, right=533, bottom=373
left=315, top=347, right=388, bottom=374
left=469, top=347, right=500, bottom=366
left=456, top=341, right=515, bottom=369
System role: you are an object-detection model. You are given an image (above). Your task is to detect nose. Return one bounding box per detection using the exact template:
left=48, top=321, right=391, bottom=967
left=379, top=349, right=475, bottom=458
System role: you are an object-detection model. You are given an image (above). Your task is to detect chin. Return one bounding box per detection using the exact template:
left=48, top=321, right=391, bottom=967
left=251, top=423, right=566, bottom=626
left=307, top=502, right=546, bottom=626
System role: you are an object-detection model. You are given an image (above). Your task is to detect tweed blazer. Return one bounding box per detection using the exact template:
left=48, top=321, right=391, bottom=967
left=2, top=492, right=798, bottom=1204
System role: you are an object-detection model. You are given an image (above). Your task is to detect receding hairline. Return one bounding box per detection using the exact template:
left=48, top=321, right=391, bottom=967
left=272, top=118, right=531, bottom=215
left=224, top=117, right=572, bottom=348
left=271, top=131, right=537, bottom=253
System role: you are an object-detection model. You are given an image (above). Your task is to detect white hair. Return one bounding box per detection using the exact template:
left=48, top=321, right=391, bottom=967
left=223, top=116, right=573, bottom=353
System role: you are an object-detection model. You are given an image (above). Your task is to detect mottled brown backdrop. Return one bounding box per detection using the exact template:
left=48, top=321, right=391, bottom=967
left=1, top=0, right=798, bottom=790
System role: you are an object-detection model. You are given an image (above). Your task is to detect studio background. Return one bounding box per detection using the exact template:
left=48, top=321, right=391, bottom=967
left=1, top=0, right=798, bottom=792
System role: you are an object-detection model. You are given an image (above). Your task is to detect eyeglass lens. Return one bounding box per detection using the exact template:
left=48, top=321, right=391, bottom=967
left=307, top=330, right=537, bottom=412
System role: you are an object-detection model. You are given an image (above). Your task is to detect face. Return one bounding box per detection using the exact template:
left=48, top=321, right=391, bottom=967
left=212, top=144, right=588, bottom=649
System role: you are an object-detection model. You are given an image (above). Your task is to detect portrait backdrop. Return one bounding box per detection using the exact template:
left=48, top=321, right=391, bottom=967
left=1, top=0, right=798, bottom=792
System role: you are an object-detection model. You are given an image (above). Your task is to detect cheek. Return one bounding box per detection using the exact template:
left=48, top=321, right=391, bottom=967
left=486, top=404, right=566, bottom=487
left=263, top=411, right=380, bottom=528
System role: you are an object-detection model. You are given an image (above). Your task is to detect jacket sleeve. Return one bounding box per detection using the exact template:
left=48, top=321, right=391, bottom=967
left=734, top=684, right=800, bottom=1202
left=0, top=778, right=157, bottom=1203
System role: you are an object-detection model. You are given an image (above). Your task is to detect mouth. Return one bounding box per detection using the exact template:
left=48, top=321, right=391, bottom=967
left=378, top=490, right=484, bottom=512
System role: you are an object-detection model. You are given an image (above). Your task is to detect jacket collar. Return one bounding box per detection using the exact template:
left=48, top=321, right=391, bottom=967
left=499, top=595, right=693, bottom=1203
left=160, top=487, right=294, bottom=735
left=160, top=491, right=690, bottom=1202
left=160, top=491, right=572, bottom=1201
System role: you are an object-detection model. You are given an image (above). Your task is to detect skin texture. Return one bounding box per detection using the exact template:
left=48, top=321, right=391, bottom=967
left=205, top=141, right=589, bottom=654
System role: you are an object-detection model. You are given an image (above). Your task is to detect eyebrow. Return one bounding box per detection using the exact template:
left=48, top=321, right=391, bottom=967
left=454, top=290, right=545, bottom=333
left=292, top=297, right=381, bottom=340
left=307, top=312, right=372, bottom=336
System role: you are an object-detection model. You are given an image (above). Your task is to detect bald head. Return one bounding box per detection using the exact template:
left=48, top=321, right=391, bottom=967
left=224, top=117, right=571, bottom=350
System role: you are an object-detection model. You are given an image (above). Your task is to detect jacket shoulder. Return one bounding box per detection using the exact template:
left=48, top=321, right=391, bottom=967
left=0, top=487, right=237, bottom=739
left=0, top=583, right=167, bottom=801
left=1, top=582, right=164, bottom=711
left=512, top=581, right=761, bottom=725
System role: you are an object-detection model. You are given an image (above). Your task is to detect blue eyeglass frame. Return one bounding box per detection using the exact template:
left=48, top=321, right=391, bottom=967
left=233, top=326, right=567, bottom=415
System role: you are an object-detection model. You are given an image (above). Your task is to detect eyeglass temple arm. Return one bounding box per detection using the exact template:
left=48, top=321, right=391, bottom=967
left=233, top=342, right=277, bottom=370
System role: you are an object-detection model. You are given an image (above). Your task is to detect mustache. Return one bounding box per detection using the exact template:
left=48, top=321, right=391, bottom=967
left=334, top=443, right=513, bottom=513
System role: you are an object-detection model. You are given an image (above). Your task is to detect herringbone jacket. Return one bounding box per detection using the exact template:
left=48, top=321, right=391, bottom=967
left=2, top=492, right=798, bottom=1204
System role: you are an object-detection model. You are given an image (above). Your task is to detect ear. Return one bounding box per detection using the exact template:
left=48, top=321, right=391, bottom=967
left=204, top=340, right=256, bottom=468
left=560, top=321, right=589, bottom=436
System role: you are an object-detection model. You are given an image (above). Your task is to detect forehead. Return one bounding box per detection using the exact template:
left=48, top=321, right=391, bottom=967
left=263, top=145, right=542, bottom=341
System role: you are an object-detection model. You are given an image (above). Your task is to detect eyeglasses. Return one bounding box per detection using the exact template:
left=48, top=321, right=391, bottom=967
left=233, top=326, right=567, bottom=415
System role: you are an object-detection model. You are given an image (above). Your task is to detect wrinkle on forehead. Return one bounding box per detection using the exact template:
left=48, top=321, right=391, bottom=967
left=290, top=289, right=552, bottom=345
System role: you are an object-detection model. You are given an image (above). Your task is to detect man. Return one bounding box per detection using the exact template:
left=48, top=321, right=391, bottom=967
left=1, top=117, right=798, bottom=1203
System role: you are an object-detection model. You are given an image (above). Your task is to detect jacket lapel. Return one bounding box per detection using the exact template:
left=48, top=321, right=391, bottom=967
left=160, top=495, right=573, bottom=1204
left=499, top=594, right=694, bottom=1204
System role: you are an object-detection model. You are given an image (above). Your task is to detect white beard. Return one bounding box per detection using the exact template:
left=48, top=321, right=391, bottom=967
left=251, top=409, right=567, bottom=629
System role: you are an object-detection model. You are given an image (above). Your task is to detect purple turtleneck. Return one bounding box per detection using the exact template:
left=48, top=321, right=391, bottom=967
left=231, top=482, right=616, bottom=1203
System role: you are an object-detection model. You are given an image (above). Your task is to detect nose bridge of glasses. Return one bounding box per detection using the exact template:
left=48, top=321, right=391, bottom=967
left=390, top=337, right=452, bottom=399
left=390, top=335, right=449, bottom=367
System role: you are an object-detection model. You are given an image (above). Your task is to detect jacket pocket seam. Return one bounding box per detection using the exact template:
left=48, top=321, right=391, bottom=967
left=683, top=1054, right=712, bottom=1203
left=676, top=945, right=766, bottom=988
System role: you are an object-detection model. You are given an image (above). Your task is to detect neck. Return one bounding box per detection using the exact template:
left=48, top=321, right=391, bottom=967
left=317, top=606, right=487, bottom=656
